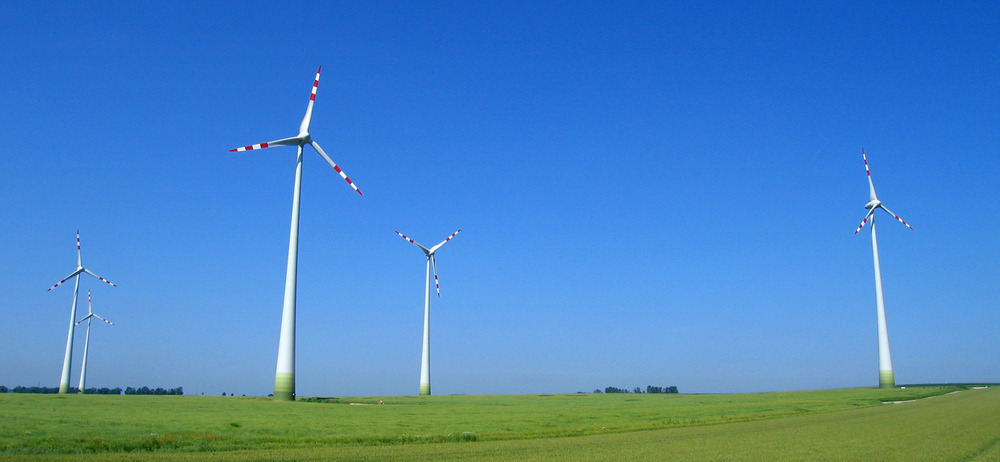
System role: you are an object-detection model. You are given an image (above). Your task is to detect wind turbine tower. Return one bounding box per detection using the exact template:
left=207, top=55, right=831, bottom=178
left=47, top=231, right=116, bottom=394
left=396, top=229, right=461, bottom=395
left=854, top=150, right=913, bottom=388
left=76, top=290, right=115, bottom=393
left=230, top=67, right=362, bottom=401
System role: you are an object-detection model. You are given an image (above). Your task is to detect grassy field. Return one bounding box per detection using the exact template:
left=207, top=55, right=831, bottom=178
left=1, top=386, right=997, bottom=460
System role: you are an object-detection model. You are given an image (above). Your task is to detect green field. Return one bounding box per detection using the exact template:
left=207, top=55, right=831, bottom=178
left=2, top=387, right=998, bottom=460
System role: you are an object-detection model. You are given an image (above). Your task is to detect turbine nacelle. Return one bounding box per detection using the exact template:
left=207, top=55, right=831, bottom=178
left=865, top=199, right=881, bottom=210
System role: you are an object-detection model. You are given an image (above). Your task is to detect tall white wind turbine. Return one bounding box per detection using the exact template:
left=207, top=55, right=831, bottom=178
left=75, top=290, right=114, bottom=393
left=854, top=149, right=913, bottom=388
left=395, top=229, right=461, bottom=396
left=48, top=231, right=116, bottom=394
left=230, top=67, right=362, bottom=401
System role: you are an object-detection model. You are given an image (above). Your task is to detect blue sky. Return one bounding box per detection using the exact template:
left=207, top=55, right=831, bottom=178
left=1, top=1, right=997, bottom=397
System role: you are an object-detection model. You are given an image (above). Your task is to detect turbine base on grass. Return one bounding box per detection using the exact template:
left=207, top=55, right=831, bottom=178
left=58, top=383, right=70, bottom=394
left=419, top=383, right=430, bottom=396
left=880, top=370, right=895, bottom=388
left=274, top=373, right=295, bottom=401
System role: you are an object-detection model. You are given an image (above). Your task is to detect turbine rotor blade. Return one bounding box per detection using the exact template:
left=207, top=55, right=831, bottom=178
left=93, top=314, right=115, bottom=326
left=83, top=269, right=117, bottom=287
left=76, top=230, right=82, bottom=268
left=877, top=204, right=914, bottom=230
left=48, top=269, right=83, bottom=291
left=310, top=140, right=362, bottom=195
left=299, top=66, right=321, bottom=135
left=863, top=149, right=878, bottom=202
left=855, top=208, right=875, bottom=234
left=75, top=314, right=94, bottom=326
left=230, top=136, right=301, bottom=152
left=431, top=255, right=440, bottom=297
left=395, top=231, right=431, bottom=254
left=429, top=229, right=462, bottom=254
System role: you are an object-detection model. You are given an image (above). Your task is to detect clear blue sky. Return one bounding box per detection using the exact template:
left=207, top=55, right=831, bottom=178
left=1, top=1, right=997, bottom=397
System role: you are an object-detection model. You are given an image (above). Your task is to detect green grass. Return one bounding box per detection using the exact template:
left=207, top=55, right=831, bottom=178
left=2, top=386, right=997, bottom=460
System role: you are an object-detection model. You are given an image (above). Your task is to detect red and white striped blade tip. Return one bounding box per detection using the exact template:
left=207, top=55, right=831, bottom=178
left=429, top=229, right=462, bottom=253
left=48, top=269, right=82, bottom=291
left=854, top=218, right=868, bottom=234
left=855, top=208, right=875, bottom=234
left=333, top=165, right=362, bottom=195
left=84, top=269, right=117, bottom=287
left=432, top=256, right=441, bottom=297
left=396, top=231, right=431, bottom=253
left=879, top=205, right=914, bottom=230
left=310, top=67, right=321, bottom=102
left=230, top=142, right=273, bottom=152
left=309, top=141, right=363, bottom=195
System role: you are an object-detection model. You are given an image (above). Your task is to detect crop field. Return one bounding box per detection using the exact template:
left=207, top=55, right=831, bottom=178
left=1, top=386, right=998, bottom=461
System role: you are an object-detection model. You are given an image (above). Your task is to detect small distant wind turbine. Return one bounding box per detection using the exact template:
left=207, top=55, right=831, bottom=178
left=75, top=290, right=114, bottom=393
left=854, top=149, right=913, bottom=388
left=395, top=229, right=461, bottom=396
left=230, top=67, right=362, bottom=401
left=48, top=231, right=116, bottom=394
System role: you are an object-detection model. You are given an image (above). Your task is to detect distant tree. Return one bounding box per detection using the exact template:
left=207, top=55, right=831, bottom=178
left=0, top=385, right=8, bottom=393
left=593, top=389, right=603, bottom=394
left=222, top=392, right=226, bottom=396
left=633, top=387, right=643, bottom=394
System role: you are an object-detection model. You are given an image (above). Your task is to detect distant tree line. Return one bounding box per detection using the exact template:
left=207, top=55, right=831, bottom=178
left=0, top=386, right=64, bottom=394
left=124, top=386, right=183, bottom=395
left=594, top=385, right=679, bottom=394
left=0, top=385, right=182, bottom=395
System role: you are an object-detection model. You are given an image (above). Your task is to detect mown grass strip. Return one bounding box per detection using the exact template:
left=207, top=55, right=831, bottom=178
left=0, top=387, right=967, bottom=458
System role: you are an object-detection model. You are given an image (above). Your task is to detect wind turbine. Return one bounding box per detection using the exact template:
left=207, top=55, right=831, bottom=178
left=395, top=229, right=461, bottom=396
left=75, top=290, right=114, bottom=393
left=854, top=149, right=913, bottom=388
left=230, top=66, right=362, bottom=401
left=48, top=231, right=116, bottom=394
